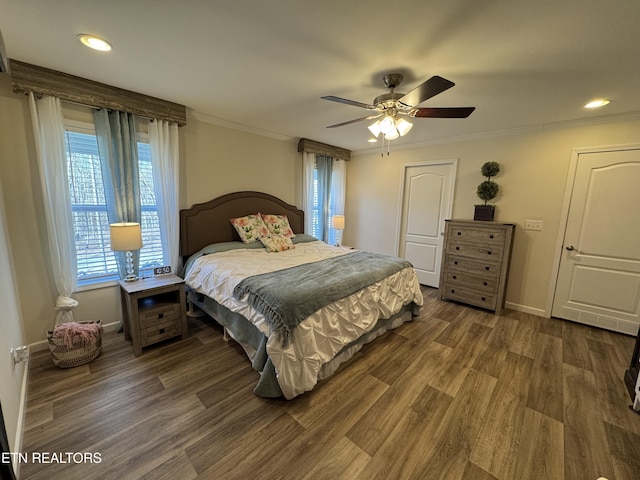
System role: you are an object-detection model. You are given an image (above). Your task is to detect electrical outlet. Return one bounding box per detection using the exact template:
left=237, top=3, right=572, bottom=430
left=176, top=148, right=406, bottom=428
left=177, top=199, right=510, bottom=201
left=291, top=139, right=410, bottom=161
left=11, top=346, right=29, bottom=364
left=525, top=220, right=544, bottom=231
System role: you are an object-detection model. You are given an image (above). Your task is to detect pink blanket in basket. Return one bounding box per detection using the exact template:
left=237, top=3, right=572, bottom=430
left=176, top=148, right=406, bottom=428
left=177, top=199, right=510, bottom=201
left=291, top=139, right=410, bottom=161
left=53, top=322, right=102, bottom=348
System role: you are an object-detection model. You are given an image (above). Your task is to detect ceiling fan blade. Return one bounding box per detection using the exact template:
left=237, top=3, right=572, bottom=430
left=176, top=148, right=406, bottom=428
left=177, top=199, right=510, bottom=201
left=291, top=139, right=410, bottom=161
left=398, top=76, right=455, bottom=107
left=326, top=114, right=381, bottom=128
left=410, top=107, right=476, bottom=118
left=321, top=95, right=376, bottom=110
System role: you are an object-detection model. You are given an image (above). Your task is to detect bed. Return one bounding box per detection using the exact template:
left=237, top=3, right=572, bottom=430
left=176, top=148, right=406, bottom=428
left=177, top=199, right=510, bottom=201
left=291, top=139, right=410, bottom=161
left=180, top=191, right=423, bottom=399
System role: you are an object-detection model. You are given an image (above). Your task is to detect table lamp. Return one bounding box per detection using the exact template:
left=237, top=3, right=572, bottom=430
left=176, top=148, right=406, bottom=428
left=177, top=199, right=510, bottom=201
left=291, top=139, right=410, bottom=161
left=331, top=215, right=345, bottom=246
left=110, top=222, right=143, bottom=282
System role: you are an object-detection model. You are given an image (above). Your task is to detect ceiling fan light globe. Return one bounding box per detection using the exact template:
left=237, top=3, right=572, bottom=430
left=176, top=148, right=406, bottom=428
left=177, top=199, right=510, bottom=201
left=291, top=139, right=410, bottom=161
left=379, top=116, right=395, bottom=134
left=368, top=121, right=381, bottom=137
left=396, top=118, right=413, bottom=136
left=384, top=129, right=399, bottom=140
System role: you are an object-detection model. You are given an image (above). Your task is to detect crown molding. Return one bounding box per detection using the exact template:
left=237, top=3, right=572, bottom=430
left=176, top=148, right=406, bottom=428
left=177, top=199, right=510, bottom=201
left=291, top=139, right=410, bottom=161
left=189, top=110, right=295, bottom=142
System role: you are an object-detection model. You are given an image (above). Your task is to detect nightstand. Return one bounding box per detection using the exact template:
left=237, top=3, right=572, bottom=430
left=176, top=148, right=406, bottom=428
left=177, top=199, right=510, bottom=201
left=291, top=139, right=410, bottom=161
left=118, top=274, right=188, bottom=356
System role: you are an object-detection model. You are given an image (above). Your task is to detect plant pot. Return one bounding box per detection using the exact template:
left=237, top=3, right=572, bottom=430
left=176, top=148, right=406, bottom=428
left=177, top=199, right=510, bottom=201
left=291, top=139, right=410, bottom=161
left=474, top=205, right=495, bottom=221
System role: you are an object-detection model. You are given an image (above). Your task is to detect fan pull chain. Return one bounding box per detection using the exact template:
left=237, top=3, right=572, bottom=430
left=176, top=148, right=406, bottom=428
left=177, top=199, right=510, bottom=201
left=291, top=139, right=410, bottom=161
left=379, top=137, right=392, bottom=156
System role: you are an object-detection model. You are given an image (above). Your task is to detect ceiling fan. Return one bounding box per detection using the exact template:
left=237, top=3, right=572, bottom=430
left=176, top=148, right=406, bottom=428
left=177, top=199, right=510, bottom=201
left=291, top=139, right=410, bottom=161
left=322, top=73, right=475, bottom=140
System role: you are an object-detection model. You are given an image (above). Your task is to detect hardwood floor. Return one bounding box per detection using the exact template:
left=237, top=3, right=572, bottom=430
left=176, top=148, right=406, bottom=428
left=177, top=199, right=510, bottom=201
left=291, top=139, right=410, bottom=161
left=20, top=287, right=640, bottom=480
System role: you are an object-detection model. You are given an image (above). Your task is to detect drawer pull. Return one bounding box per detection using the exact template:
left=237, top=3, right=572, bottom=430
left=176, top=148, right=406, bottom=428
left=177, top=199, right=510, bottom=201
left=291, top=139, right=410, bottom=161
left=451, top=289, right=455, bottom=293
left=485, top=266, right=490, bottom=270
left=489, top=234, right=494, bottom=239
left=452, top=275, right=457, bottom=279
left=457, top=231, right=461, bottom=235
left=159, top=328, right=165, bottom=334
left=483, top=282, right=488, bottom=286
left=481, top=297, right=486, bottom=301
left=456, top=246, right=460, bottom=250
left=487, top=251, right=492, bottom=255
left=454, top=261, right=458, bottom=265
left=158, top=313, right=164, bottom=319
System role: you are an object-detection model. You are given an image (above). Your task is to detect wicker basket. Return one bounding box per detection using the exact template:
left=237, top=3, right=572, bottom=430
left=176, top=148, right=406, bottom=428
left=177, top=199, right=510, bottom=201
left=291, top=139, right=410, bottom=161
left=47, top=321, right=103, bottom=368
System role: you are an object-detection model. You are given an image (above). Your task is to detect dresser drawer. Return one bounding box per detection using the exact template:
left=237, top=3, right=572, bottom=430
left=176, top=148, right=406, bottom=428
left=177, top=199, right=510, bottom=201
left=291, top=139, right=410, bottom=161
left=446, top=256, right=501, bottom=278
left=446, top=241, right=504, bottom=262
left=444, top=271, right=498, bottom=293
left=140, top=304, right=181, bottom=329
left=448, top=225, right=506, bottom=244
left=441, top=284, right=497, bottom=310
left=141, top=318, right=181, bottom=347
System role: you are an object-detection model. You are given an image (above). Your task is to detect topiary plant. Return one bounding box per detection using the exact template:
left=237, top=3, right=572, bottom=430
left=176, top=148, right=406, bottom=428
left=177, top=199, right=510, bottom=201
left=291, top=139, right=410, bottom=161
left=476, top=161, right=500, bottom=205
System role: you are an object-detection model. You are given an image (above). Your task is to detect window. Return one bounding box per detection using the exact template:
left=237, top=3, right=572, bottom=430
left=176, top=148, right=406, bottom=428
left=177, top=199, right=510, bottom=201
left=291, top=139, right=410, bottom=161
left=309, top=166, right=339, bottom=246
left=64, top=127, right=163, bottom=283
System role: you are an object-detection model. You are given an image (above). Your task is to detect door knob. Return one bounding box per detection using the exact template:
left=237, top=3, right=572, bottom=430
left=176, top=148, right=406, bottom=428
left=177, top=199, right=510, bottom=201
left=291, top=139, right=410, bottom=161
left=566, top=245, right=583, bottom=253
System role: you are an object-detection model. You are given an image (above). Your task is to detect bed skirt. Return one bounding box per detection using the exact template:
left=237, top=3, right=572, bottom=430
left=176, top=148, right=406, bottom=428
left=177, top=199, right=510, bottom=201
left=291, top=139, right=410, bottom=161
left=187, top=290, right=417, bottom=398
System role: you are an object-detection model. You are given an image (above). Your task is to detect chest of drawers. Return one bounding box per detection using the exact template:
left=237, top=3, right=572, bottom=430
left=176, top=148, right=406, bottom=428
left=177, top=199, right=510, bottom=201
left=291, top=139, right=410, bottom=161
left=439, top=219, right=515, bottom=315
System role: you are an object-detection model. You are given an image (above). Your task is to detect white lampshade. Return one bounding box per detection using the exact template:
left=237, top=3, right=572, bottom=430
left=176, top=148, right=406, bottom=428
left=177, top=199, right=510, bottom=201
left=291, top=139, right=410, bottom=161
left=331, top=215, right=345, bottom=230
left=396, top=117, right=413, bottom=136
left=110, top=222, right=143, bottom=251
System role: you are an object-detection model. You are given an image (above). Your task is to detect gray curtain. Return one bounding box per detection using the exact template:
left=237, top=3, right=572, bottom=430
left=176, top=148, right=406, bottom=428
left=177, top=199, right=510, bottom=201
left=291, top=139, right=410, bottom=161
left=315, top=155, right=333, bottom=243
left=93, top=109, right=141, bottom=279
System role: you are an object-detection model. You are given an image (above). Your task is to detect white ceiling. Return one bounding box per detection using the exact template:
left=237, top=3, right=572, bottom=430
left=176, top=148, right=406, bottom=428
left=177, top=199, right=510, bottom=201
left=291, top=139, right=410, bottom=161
left=2, top=0, right=639, bottom=152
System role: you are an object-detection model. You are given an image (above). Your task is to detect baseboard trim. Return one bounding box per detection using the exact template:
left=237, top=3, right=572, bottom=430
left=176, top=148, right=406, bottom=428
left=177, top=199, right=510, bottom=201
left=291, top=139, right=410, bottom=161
left=505, top=301, right=547, bottom=317
left=28, top=320, right=121, bottom=353
left=13, top=352, right=29, bottom=478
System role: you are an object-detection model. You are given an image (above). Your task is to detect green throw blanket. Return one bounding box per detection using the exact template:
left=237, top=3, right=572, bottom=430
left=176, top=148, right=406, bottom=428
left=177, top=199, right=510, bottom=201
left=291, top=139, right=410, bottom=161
left=233, top=251, right=412, bottom=346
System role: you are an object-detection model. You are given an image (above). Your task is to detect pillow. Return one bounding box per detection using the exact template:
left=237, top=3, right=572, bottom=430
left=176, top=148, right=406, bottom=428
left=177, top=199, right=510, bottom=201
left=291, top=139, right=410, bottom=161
left=181, top=240, right=265, bottom=277
left=291, top=233, right=319, bottom=244
left=260, top=213, right=295, bottom=238
left=259, top=234, right=295, bottom=253
left=230, top=213, right=269, bottom=243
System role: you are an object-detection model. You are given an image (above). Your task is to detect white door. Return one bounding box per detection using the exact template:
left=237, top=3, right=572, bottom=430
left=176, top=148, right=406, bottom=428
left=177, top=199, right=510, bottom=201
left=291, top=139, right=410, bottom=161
left=552, top=148, right=640, bottom=335
left=398, top=160, right=456, bottom=287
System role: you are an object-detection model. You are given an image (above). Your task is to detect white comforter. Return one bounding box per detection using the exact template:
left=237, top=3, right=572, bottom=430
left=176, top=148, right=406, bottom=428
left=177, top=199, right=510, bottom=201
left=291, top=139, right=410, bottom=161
left=184, top=241, right=423, bottom=398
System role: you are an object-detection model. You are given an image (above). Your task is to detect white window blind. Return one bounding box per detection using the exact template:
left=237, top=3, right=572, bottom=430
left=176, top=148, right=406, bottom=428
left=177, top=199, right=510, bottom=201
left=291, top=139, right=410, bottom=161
left=310, top=165, right=338, bottom=246
left=64, top=130, right=164, bottom=282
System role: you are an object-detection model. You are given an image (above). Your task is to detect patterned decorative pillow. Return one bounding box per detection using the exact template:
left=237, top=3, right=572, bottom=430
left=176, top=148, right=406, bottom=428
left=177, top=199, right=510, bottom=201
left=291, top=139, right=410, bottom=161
left=260, top=213, right=295, bottom=238
left=259, top=234, right=295, bottom=252
left=229, top=213, right=269, bottom=243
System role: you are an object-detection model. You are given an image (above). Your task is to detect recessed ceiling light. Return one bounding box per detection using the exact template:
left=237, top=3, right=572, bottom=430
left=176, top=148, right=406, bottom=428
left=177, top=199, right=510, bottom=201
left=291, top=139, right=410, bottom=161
left=367, top=138, right=378, bottom=143
left=584, top=99, right=610, bottom=109
left=77, top=34, right=112, bottom=52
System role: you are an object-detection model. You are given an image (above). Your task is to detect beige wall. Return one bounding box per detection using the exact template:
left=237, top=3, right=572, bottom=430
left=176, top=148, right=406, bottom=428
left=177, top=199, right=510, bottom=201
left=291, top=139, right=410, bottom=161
left=0, top=77, right=300, bottom=346
left=181, top=117, right=300, bottom=208
left=345, top=119, right=640, bottom=314
left=0, top=172, right=27, bottom=458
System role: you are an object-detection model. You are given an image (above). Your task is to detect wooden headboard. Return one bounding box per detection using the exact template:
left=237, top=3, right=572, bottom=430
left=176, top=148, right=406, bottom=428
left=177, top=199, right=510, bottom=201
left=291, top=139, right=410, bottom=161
left=180, top=191, right=305, bottom=257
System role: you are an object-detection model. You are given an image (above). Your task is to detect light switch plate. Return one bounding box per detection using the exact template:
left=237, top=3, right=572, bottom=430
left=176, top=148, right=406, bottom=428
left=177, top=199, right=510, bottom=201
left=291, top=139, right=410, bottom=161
left=525, top=220, right=543, bottom=231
